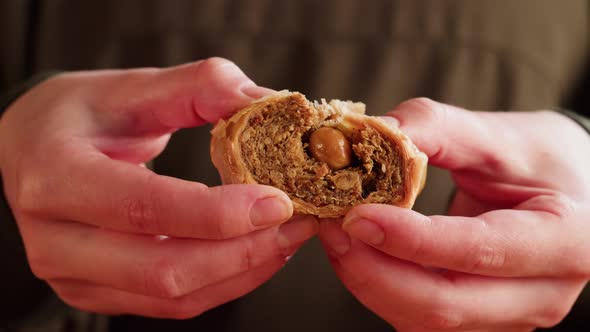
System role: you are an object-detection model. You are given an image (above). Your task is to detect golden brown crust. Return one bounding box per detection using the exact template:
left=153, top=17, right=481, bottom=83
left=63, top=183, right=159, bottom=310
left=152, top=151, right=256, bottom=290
left=210, top=91, right=427, bottom=218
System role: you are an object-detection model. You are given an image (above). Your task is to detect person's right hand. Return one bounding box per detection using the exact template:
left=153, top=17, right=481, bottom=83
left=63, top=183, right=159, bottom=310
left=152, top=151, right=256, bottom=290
left=0, top=58, right=318, bottom=319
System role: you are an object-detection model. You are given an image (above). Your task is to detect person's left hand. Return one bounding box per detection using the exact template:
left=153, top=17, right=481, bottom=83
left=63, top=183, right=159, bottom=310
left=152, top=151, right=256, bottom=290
left=319, top=98, right=590, bottom=332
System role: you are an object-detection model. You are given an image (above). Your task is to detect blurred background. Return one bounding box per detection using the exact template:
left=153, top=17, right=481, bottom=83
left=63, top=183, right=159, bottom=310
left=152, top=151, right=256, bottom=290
left=1, top=1, right=589, bottom=331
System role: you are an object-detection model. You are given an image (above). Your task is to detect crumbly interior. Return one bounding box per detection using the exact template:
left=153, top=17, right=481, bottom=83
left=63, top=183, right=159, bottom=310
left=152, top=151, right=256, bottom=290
left=240, top=95, right=404, bottom=208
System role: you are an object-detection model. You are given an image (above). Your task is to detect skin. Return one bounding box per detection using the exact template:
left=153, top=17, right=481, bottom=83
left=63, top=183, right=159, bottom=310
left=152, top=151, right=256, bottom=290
left=319, top=98, right=590, bottom=331
left=2, top=58, right=589, bottom=329
left=0, top=58, right=319, bottom=319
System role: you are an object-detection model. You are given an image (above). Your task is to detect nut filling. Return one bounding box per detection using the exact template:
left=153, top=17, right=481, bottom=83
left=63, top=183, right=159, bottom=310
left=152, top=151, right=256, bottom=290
left=239, top=94, right=404, bottom=208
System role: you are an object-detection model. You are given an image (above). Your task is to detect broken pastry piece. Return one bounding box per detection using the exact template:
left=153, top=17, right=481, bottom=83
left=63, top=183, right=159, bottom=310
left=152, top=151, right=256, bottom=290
left=210, top=91, right=428, bottom=218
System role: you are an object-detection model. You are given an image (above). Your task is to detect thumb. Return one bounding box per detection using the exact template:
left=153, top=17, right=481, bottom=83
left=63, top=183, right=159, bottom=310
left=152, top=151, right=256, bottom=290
left=95, top=57, right=273, bottom=135
left=385, top=98, right=509, bottom=173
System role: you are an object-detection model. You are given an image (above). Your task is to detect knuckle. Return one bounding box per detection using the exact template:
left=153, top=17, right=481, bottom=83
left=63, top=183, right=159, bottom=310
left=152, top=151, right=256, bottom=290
left=550, top=193, right=577, bottom=218
left=212, top=213, right=232, bottom=240
left=199, top=57, right=236, bottom=74
left=566, top=247, right=590, bottom=276
left=26, top=250, right=53, bottom=280
left=340, top=267, right=375, bottom=294
left=141, top=259, right=186, bottom=299
left=400, top=97, right=442, bottom=120
left=206, top=187, right=244, bottom=240
left=55, top=290, right=84, bottom=309
left=49, top=282, right=94, bottom=313
left=421, top=309, right=463, bottom=330
left=14, top=172, right=48, bottom=215
left=420, top=295, right=463, bottom=330
left=406, top=97, right=440, bottom=109
left=43, top=72, right=76, bottom=90
left=17, top=223, right=59, bottom=280
left=37, top=73, right=88, bottom=106
left=237, top=237, right=256, bottom=272
left=194, top=57, right=246, bottom=89
left=175, top=183, right=236, bottom=240
left=160, top=299, right=205, bottom=320
left=189, top=57, right=249, bottom=122
left=520, top=193, right=576, bottom=220
left=417, top=287, right=464, bottom=330
left=404, top=226, right=431, bottom=262
left=122, top=174, right=161, bottom=233
left=344, top=275, right=372, bottom=294
left=123, top=196, right=157, bottom=232
left=55, top=289, right=83, bottom=307
left=465, top=242, right=506, bottom=273
left=534, top=304, right=570, bottom=328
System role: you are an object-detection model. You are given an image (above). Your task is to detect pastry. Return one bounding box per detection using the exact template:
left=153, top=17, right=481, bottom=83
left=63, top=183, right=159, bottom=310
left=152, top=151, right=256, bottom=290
left=210, top=91, right=427, bottom=218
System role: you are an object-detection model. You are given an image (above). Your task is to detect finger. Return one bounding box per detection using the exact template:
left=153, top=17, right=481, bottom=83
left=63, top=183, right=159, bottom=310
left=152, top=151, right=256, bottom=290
left=385, top=98, right=530, bottom=177
left=49, top=258, right=284, bottom=319
left=88, top=57, right=273, bottom=136
left=319, top=220, right=583, bottom=330
left=23, top=215, right=317, bottom=299
left=447, top=190, right=499, bottom=217
left=21, top=152, right=294, bottom=238
left=342, top=203, right=583, bottom=277
left=387, top=102, right=587, bottom=202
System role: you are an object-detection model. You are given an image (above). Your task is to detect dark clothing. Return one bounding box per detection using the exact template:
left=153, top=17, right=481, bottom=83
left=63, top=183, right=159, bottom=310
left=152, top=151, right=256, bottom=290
left=1, top=1, right=589, bottom=331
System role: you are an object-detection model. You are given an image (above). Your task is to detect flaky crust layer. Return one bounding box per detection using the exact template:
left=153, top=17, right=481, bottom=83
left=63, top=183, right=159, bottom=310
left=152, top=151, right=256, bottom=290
left=210, top=91, right=427, bottom=218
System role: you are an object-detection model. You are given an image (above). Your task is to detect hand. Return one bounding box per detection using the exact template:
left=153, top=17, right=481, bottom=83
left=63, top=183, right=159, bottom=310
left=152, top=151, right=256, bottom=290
left=0, top=58, right=318, bottom=318
left=319, top=98, right=590, bottom=331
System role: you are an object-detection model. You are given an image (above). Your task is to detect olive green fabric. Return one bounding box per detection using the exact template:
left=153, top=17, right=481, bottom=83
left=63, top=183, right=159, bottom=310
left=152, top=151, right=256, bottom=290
left=1, top=1, right=589, bottom=331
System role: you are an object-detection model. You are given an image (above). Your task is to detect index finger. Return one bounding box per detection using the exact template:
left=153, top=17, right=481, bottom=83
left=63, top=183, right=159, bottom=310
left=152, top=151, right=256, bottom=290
left=319, top=220, right=581, bottom=330
left=17, top=150, right=293, bottom=239
left=342, top=198, right=587, bottom=277
left=75, top=57, right=273, bottom=136
left=384, top=98, right=535, bottom=184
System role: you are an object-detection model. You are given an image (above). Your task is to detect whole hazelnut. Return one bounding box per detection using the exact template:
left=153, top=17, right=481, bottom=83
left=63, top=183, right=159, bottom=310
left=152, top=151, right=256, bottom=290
left=309, top=127, right=352, bottom=170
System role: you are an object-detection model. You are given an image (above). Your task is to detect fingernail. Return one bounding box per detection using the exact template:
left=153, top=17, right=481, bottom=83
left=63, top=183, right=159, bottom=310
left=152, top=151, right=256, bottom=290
left=277, top=215, right=319, bottom=254
left=250, top=196, right=293, bottom=227
left=343, top=218, right=385, bottom=246
left=321, top=220, right=351, bottom=256
left=241, top=85, right=275, bottom=99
